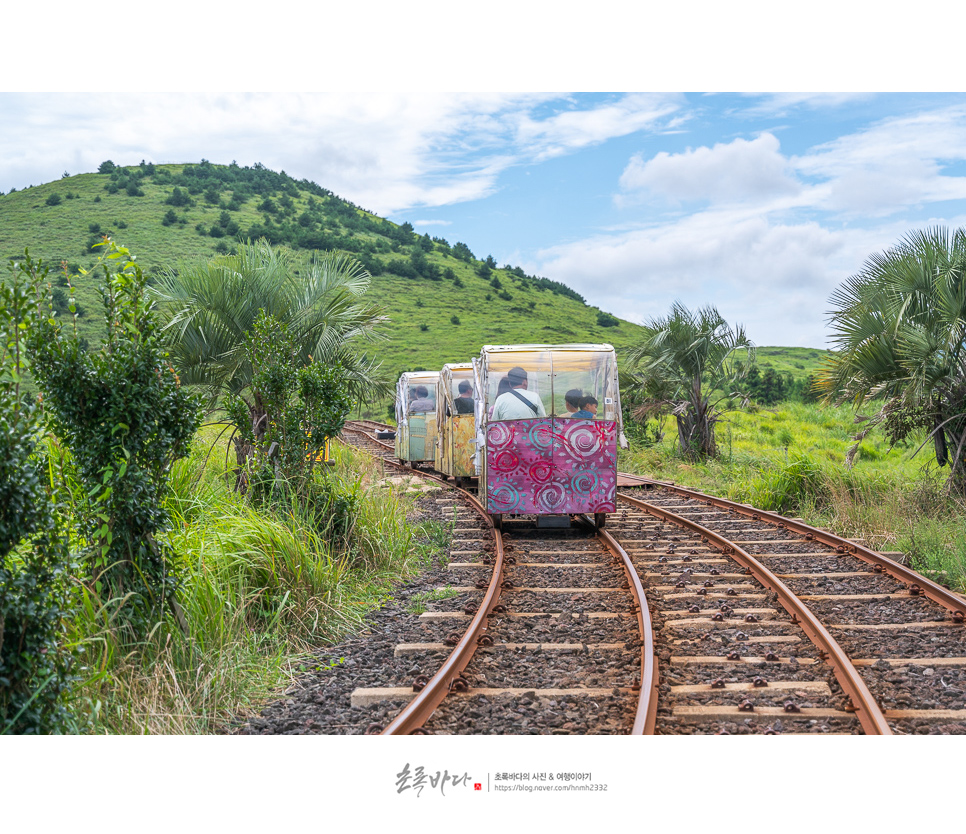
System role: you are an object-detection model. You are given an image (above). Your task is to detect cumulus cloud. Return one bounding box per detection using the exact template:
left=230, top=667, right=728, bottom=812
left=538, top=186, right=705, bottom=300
left=618, top=132, right=801, bottom=205
left=0, top=92, right=683, bottom=216
left=793, top=104, right=966, bottom=214
left=529, top=210, right=859, bottom=346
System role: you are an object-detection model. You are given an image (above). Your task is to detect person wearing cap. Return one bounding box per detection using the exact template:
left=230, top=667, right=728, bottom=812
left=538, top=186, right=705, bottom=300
left=491, top=366, right=547, bottom=421
left=455, top=380, right=475, bottom=414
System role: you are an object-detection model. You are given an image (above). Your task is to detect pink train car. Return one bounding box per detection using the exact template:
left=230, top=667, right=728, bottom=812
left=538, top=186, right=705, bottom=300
left=473, top=344, right=627, bottom=529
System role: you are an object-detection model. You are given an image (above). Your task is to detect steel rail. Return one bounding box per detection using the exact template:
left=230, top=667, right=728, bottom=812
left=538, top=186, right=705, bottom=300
left=617, top=491, right=893, bottom=736
left=337, top=425, right=505, bottom=735
left=342, top=423, right=655, bottom=734
left=578, top=515, right=659, bottom=734
left=380, top=483, right=504, bottom=735
left=619, top=473, right=966, bottom=623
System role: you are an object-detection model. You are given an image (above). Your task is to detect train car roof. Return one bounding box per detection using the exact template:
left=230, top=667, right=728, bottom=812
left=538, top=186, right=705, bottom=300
left=398, top=370, right=440, bottom=382
left=479, top=343, right=615, bottom=354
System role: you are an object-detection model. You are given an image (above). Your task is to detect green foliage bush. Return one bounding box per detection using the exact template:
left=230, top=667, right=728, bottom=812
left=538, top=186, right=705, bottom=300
left=27, top=241, right=200, bottom=630
left=225, top=312, right=351, bottom=500
left=165, top=187, right=191, bottom=208
left=1, top=255, right=74, bottom=733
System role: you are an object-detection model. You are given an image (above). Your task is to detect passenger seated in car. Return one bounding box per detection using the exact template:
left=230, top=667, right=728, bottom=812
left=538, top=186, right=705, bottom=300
left=564, top=388, right=583, bottom=416
left=573, top=395, right=598, bottom=419
left=491, top=366, right=547, bottom=420
left=455, top=380, right=475, bottom=414
left=409, top=385, right=435, bottom=413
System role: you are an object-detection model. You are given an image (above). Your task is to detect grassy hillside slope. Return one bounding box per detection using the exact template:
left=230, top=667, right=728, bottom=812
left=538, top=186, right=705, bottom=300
left=0, top=161, right=646, bottom=381
left=756, top=346, right=833, bottom=379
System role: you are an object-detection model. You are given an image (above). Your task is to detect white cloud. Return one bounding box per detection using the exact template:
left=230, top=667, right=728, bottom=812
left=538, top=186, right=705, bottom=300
left=618, top=133, right=801, bottom=205
left=736, top=92, right=875, bottom=116
left=512, top=93, right=684, bottom=161
left=0, top=92, right=684, bottom=215
left=793, top=104, right=966, bottom=214
left=528, top=209, right=890, bottom=346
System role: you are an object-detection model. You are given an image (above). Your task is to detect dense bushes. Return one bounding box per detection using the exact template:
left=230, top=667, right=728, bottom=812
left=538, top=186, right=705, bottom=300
left=225, top=311, right=351, bottom=498
left=23, top=243, right=201, bottom=630
left=1, top=256, right=74, bottom=733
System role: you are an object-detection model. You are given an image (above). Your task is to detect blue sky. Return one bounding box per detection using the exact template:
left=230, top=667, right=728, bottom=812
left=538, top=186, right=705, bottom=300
left=4, top=91, right=966, bottom=348
left=5, top=10, right=966, bottom=350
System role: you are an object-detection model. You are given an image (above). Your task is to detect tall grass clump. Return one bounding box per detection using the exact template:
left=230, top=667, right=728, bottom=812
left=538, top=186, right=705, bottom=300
left=68, top=436, right=432, bottom=734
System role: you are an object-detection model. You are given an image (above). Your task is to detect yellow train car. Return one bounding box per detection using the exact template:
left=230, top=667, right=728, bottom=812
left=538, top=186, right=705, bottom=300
left=394, top=371, right=440, bottom=465
left=435, top=362, right=478, bottom=486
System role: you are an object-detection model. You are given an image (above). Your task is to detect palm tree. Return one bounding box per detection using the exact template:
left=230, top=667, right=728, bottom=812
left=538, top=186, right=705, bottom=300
left=625, top=302, right=755, bottom=459
left=820, top=226, right=966, bottom=494
left=153, top=239, right=389, bottom=401
left=151, top=240, right=390, bottom=475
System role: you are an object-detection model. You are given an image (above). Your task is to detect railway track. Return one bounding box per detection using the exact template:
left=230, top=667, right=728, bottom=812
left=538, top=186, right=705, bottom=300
left=305, top=421, right=966, bottom=734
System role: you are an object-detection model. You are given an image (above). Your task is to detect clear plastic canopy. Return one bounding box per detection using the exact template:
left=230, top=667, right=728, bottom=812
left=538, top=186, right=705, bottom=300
left=395, top=371, right=440, bottom=424
left=475, top=344, right=624, bottom=429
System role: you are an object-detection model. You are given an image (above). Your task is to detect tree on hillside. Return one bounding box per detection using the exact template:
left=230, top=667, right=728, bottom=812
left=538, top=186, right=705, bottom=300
left=625, top=302, right=755, bottom=459
left=151, top=240, right=390, bottom=482
left=820, top=226, right=966, bottom=494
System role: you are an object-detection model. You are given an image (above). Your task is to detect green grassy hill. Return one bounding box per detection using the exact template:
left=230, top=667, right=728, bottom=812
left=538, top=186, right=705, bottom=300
left=756, top=346, right=833, bottom=378
left=0, top=161, right=646, bottom=383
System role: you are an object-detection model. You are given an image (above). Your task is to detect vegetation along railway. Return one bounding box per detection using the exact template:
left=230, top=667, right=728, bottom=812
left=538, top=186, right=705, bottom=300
left=244, top=419, right=966, bottom=736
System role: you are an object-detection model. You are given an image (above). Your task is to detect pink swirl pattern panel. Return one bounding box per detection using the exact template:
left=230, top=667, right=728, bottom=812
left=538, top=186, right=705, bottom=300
left=554, top=418, right=617, bottom=513
left=486, top=418, right=617, bottom=514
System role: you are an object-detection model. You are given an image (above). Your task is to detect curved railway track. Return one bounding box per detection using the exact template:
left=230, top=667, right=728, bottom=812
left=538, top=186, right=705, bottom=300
left=332, top=420, right=966, bottom=735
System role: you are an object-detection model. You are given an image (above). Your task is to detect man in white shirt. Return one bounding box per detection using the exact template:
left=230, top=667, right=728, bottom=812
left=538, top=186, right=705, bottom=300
left=491, top=366, right=546, bottom=420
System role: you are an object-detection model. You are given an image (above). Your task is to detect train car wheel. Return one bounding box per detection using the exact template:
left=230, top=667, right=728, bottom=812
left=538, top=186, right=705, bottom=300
left=595, top=512, right=606, bottom=529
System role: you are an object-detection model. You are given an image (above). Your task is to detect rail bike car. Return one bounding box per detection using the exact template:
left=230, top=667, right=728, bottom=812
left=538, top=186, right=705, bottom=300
left=434, top=362, right=479, bottom=487
left=473, top=344, right=626, bottom=529
left=394, top=371, right=440, bottom=466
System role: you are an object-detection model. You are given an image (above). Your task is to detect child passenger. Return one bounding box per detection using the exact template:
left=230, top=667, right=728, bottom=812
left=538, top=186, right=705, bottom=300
left=573, top=395, right=598, bottom=419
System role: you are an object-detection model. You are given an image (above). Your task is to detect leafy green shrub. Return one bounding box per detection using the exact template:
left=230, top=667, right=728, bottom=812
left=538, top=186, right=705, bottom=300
left=165, top=187, right=191, bottom=207
left=225, top=312, right=352, bottom=501
left=45, top=193, right=62, bottom=207
left=597, top=311, right=619, bottom=327
left=1, top=255, right=74, bottom=733
left=27, top=241, right=201, bottom=632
